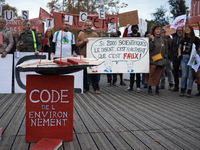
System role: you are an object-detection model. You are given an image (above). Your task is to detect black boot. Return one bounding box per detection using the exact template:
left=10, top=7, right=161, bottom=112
left=156, top=86, right=160, bottom=95
left=148, top=86, right=153, bottom=95
left=180, top=88, right=185, bottom=97
left=186, top=89, right=192, bottom=98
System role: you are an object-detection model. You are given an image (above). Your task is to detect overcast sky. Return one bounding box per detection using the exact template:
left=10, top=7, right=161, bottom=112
left=6, top=0, right=191, bottom=21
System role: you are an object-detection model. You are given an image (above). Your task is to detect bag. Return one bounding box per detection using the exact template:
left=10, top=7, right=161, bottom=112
left=152, top=37, right=163, bottom=62
left=152, top=53, right=163, bottom=62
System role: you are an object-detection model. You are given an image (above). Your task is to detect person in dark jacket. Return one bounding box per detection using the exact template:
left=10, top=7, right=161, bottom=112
left=17, top=19, right=42, bottom=54
left=170, top=26, right=183, bottom=91
left=123, top=24, right=141, bottom=92
left=145, top=24, right=168, bottom=95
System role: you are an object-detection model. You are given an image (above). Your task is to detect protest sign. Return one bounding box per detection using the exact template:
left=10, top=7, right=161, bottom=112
left=119, top=10, right=138, bottom=27
left=0, top=54, right=13, bottom=93
left=21, top=10, right=29, bottom=20
left=26, top=75, right=74, bottom=142
left=108, top=23, right=116, bottom=33
left=53, top=11, right=118, bottom=31
left=46, top=18, right=54, bottom=28
left=4, top=10, right=13, bottom=21
left=86, top=37, right=149, bottom=73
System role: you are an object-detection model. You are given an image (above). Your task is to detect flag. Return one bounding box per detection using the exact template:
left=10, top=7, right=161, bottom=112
left=170, top=14, right=186, bottom=30
left=39, top=7, right=52, bottom=22
left=187, top=44, right=200, bottom=72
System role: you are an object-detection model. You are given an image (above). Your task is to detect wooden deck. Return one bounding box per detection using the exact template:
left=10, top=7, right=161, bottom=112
left=0, top=74, right=200, bottom=150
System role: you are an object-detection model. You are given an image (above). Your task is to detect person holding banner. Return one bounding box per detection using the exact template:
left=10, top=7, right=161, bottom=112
left=145, top=24, right=168, bottom=95
left=0, top=18, right=13, bottom=58
left=51, top=20, right=77, bottom=58
left=17, top=19, right=42, bottom=55
left=178, top=26, right=200, bottom=98
left=123, top=24, right=141, bottom=92
left=76, top=19, right=100, bottom=94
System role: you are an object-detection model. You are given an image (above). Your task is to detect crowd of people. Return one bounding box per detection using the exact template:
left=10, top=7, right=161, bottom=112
left=0, top=17, right=200, bottom=97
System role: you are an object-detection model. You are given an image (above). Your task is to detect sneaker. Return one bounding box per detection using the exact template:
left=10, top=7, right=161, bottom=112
left=94, top=90, right=101, bottom=94
left=107, top=83, right=111, bottom=87
left=113, top=83, right=118, bottom=87
left=195, top=92, right=200, bottom=96
left=172, top=87, right=179, bottom=92
left=169, top=85, right=174, bottom=90
left=136, top=87, right=141, bottom=93
left=126, top=86, right=133, bottom=91
left=186, top=89, right=191, bottom=98
left=159, top=85, right=165, bottom=89
left=148, top=88, right=153, bottom=95
left=180, top=88, right=185, bottom=97
left=120, top=81, right=126, bottom=86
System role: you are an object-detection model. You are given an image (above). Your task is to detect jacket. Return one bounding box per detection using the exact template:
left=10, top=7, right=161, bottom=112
left=17, top=30, right=42, bottom=52
left=149, top=36, right=168, bottom=66
left=76, top=29, right=99, bottom=57
left=0, top=28, right=13, bottom=54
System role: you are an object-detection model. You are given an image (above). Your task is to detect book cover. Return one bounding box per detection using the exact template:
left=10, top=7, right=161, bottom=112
left=0, top=33, right=3, bottom=46
left=67, top=58, right=89, bottom=65
left=53, top=59, right=71, bottom=66
left=30, top=138, right=63, bottom=150
left=0, top=128, right=2, bottom=141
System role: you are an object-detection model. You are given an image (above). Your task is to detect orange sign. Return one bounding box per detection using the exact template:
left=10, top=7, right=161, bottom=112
left=26, top=75, right=74, bottom=142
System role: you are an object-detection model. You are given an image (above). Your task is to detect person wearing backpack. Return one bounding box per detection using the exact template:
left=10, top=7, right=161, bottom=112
left=51, top=20, right=77, bottom=58
left=17, top=19, right=42, bottom=55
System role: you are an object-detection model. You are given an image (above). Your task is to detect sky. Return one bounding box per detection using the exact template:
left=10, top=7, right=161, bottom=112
left=5, top=0, right=191, bottom=21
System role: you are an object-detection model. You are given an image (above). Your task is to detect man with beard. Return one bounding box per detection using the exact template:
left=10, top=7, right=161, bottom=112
left=51, top=20, right=77, bottom=57
left=76, top=19, right=100, bottom=94
left=0, top=18, right=13, bottom=58
left=170, top=26, right=183, bottom=91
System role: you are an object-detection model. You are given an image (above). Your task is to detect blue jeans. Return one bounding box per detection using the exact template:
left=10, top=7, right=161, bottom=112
left=181, top=55, right=194, bottom=90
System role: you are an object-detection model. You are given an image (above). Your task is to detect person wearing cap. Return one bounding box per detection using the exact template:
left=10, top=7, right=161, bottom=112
left=123, top=24, right=141, bottom=92
left=0, top=18, right=13, bottom=58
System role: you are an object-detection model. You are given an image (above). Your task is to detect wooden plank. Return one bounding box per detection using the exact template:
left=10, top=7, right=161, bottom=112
left=76, top=133, right=98, bottom=150
left=143, top=130, right=182, bottom=150
left=10, top=135, right=29, bottom=150
left=63, top=134, right=81, bottom=150
left=90, top=132, right=115, bottom=150
left=104, top=131, right=134, bottom=150
left=119, top=131, right=149, bottom=150
left=133, top=131, right=166, bottom=150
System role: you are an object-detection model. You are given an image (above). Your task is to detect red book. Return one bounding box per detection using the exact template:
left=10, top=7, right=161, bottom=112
left=30, top=138, right=63, bottom=150
left=0, top=33, right=3, bottom=46
left=0, top=128, right=2, bottom=141
left=53, top=59, right=71, bottom=66
left=67, top=58, right=89, bottom=65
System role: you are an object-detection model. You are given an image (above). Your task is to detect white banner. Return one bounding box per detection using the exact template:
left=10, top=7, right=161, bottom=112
left=86, top=37, right=149, bottom=73
left=170, top=14, right=186, bottom=30
left=0, top=54, right=13, bottom=93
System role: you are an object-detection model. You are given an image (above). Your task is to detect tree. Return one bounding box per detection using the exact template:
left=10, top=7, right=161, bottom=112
left=151, top=5, right=169, bottom=27
left=168, top=0, right=189, bottom=20
left=1, top=4, right=18, bottom=18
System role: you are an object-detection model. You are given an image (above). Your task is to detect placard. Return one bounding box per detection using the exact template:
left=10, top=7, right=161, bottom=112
left=26, top=75, right=74, bottom=142
left=46, top=18, right=54, bottom=28
left=4, top=10, right=13, bottom=21
left=64, top=15, right=73, bottom=25
left=21, top=10, right=29, bottom=20
left=119, top=10, right=138, bottom=27
left=108, top=23, right=116, bottom=33
left=86, top=37, right=149, bottom=73
left=0, top=54, right=13, bottom=93
left=79, top=12, right=87, bottom=22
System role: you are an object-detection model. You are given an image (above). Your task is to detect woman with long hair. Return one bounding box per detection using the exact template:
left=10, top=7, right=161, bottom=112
left=43, top=28, right=53, bottom=60
left=145, top=25, right=168, bottom=95
left=178, top=26, right=200, bottom=98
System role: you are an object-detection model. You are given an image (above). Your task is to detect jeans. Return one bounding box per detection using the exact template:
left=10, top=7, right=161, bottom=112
left=160, top=59, right=174, bottom=86
left=181, top=55, right=194, bottom=90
